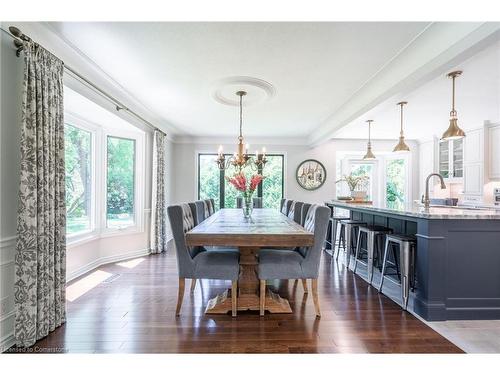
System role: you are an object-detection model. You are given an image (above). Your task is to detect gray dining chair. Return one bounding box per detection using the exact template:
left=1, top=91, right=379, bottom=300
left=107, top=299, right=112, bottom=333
left=236, top=196, right=264, bottom=208
left=204, top=199, right=216, bottom=216
left=258, top=204, right=330, bottom=317
left=167, top=203, right=240, bottom=317
left=287, top=201, right=304, bottom=224
left=191, top=200, right=238, bottom=293
left=300, top=203, right=312, bottom=226
left=280, top=199, right=293, bottom=215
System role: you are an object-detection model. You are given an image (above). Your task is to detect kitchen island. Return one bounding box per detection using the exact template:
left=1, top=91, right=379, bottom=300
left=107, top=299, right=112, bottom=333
left=329, top=200, right=500, bottom=321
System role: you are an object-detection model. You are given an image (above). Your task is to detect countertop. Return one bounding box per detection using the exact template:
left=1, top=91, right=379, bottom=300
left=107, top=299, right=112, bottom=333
left=328, top=200, right=500, bottom=220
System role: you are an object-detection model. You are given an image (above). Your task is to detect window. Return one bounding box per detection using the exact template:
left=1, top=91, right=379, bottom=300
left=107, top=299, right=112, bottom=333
left=65, top=123, right=93, bottom=235
left=385, top=158, right=406, bottom=210
left=106, top=136, right=136, bottom=228
left=350, top=162, right=375, bottom=201
left=198, top=153, right=284, bottom=209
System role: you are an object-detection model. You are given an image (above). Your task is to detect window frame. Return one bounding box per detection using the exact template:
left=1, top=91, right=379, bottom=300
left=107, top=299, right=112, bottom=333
left=64, top=112, right=146, bottom=247
left=101, top=128, right=145, bottom=237
left=196, top=152, right=285, bottom=209
left=64, top=113, right=98, bottom=243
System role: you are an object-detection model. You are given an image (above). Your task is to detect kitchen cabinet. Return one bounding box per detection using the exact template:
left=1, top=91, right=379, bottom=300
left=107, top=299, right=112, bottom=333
left=489, top=123, right=500, bottom=179
left=463, top=128, right=484, bottom=196
left=438, top=138, right=463, bottom=181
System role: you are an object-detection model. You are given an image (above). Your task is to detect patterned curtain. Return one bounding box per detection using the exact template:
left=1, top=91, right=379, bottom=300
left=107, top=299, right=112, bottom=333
left=14, top=41, right=66, bottom=348
left=150, top=129, right=167, bottom=253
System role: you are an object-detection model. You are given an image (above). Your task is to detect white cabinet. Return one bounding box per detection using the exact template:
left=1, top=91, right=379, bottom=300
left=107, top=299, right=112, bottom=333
left=463, top=128, right=484, bottom=197
left=438, top=138, right=463, bottom=181
left=488, top=124, right=500, bottom=179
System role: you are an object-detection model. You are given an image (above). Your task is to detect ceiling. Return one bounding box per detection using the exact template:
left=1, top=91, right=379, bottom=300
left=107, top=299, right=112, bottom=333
left=47, top=22, right=431, bottom=138
left=334, top=39, right=500, bottom=141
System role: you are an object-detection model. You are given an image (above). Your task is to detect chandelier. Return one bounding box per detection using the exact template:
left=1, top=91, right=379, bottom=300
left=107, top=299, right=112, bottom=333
left=216, top=91, right=267, bottom=171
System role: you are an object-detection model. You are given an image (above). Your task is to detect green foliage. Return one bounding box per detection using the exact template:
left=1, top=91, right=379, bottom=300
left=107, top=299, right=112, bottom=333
left=106, top=136, right=135, bottom=220
left=386, top=159, right=405, bottom=210
left=198, top=154, right=284, bottom=209
left=64, top=124, right=91, bottom=234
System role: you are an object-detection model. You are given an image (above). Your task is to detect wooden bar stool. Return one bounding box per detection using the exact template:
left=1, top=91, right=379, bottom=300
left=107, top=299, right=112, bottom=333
left=378, top=233, right=417, bottom=310
left=353, top=225, right=392, bottom=284
left=338, top=219, right=366, bottom=268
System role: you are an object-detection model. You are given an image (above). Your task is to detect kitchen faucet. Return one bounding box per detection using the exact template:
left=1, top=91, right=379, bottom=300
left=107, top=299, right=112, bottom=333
left=423, top=173, right=447, bottom=209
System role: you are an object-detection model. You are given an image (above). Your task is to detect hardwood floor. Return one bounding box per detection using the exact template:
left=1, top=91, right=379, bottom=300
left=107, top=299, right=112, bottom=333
left=19, top=246, right=462, bottom=353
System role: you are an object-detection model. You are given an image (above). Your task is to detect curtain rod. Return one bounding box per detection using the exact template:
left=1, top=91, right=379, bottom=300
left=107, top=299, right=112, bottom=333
left=1, top=26, right=160, bottom=133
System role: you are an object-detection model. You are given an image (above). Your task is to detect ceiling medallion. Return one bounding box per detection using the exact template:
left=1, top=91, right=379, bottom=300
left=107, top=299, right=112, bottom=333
left=210, top=76, right=276, bottom=107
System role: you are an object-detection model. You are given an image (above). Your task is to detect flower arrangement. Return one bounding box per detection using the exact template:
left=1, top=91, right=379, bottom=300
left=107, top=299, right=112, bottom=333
left=336, top=173, right=369, bottom=192
left=226, top=173, right=265, bottom=217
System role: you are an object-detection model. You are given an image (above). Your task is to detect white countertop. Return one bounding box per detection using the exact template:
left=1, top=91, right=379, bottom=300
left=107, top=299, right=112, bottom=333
left=329, top=200, right=500, bottom=220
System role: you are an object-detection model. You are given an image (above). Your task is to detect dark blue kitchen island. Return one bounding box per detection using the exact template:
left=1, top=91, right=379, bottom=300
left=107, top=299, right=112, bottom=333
left=329, top=200, right=500, bottom=321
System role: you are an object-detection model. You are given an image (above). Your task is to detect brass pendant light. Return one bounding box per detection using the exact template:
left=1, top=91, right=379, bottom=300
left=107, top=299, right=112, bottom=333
left=393, top=101, right=410, bottom=153
left=363, top=120, right=376, bottom=160
left=441, top=70, right=466, bottom=141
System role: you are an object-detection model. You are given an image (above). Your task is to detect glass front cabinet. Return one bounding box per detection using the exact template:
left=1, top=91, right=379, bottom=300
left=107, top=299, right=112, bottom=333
left=438, top=138, right=464, bottom=180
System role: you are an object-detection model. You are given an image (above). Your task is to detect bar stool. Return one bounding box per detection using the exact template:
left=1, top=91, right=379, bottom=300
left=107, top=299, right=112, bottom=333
left=353, top=225, right=393, bottom=284
left=328, top=215, right=349, bottom=259
left=378, top=233, right=417, bottom=310
left=338, top=219, right=366, bottom=268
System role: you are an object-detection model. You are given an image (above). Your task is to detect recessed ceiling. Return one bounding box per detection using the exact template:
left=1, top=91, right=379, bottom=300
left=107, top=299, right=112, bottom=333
left=47, top=22, right=431, bottom=138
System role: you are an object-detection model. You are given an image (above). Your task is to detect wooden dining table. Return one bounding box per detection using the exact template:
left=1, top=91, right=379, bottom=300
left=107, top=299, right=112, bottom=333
left=185, top=208, right=314, bottom=314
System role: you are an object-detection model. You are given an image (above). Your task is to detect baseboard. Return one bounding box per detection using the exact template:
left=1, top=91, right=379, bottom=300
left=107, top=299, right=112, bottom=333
left=67, top=247, right=152, bottom=282
left=1, top=331, right=15, bottom=353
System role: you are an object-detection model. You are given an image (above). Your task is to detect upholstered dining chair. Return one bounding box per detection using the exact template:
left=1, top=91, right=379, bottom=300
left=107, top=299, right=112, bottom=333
left=287, top=201, right=304, bottom=224
left=280, top=199, right=293, bottom=215
left=258, top=204, right=330, bottom=317
left=236, top=197, right=264, bottom=208
left=167, top=203, right=240, bottom=317
left=204, top=199, right=216, bottom=216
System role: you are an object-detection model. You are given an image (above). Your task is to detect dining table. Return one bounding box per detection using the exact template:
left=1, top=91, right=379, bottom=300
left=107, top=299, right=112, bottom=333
left=185, top=208, right=314, bottom=314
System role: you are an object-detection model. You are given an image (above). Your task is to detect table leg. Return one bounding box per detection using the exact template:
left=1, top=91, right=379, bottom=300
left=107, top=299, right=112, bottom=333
left=205, top=247, right=292, bottom=314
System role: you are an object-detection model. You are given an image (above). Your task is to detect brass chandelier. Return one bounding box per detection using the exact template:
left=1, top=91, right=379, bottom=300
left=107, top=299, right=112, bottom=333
left=216, top=91, right=267, bottom=171
left=441, top=70, right=466, bottom=141
left=393, top=101, right=410, bottom=153
left=363, top=120, right=376, bottom=160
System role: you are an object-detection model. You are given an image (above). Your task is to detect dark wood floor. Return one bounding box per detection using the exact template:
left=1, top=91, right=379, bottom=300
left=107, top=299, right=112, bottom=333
left=25, top=247, right=462, bottom=353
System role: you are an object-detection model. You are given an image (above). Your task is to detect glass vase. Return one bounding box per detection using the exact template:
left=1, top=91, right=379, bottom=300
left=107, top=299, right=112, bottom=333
left=242, top=194, right=253, bottom=218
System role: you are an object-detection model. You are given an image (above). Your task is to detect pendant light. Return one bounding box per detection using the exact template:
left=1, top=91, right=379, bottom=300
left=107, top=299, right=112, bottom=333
left=363, top=120, right=376, bottom=160
left=441, top=70, right=466, bottom=141
left=393, top=101, right=410, bottom=153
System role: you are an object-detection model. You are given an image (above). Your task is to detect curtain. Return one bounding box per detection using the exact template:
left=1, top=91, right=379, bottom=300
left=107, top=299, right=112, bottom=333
left=14, top=41, right=66, bottom=348
left=150, top=129, right=167, bottom=254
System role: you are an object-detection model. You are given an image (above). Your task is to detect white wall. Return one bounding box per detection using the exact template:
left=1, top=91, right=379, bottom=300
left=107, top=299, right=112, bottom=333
left=172, top=138, right=419, bottom=205
left=0, top=24, right=173, bottom=351
left=0, top=25, right=23, bottom=351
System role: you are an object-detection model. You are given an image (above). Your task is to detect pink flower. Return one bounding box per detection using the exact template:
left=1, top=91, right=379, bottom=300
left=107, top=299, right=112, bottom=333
left=250, top=174, right=264, bottom=192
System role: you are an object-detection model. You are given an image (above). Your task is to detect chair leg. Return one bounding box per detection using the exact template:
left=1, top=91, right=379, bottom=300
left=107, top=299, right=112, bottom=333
left=353, top=229, right=362, bottom=273
left=260, top=280, right=266, bottom=316
left=176, top=278, right=185, bottom=316
left=301, top=278, right=308, bottom=293
left=190, top=278, right=196, bottom=293
left=231, top=280, right=237, bottom=317
left=311, top=279, right=321, bottom=317
left=379, top=239, right=390, bottom=293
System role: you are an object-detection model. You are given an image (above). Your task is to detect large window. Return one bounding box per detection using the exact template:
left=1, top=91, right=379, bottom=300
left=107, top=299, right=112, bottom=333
left=106, top=136, right=136, bottom=228
left=198, top=153, right=284, bottom=209
left=65, top=124, right=93, bottom=235
left=385, top=158, right=406, bottom=210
